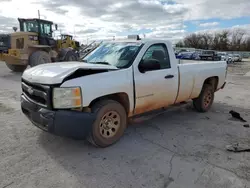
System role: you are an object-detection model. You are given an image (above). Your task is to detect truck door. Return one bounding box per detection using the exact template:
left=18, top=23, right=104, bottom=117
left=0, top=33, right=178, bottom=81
left=134, top=43, right=179, bottom=115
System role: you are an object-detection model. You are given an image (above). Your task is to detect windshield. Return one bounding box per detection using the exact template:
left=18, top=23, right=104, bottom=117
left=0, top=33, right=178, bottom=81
left=21, top=20, right=52, bottom=37
left=22, top=21, right=39, bottom=33
left=83, top=42, right=142, bottom=68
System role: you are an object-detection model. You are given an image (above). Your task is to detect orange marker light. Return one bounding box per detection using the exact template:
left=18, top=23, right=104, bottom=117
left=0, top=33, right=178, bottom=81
left=74, top=98, right=82, bottom=106
left=73, top=88, right=81, bottom=97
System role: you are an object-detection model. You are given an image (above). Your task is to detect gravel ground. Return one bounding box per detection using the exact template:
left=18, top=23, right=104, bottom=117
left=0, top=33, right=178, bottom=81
left=0, top=60, right=250, bottom=188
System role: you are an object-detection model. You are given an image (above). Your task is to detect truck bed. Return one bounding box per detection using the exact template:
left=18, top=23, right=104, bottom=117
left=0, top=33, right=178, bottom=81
left=178, top=59, right=220, bottom=64
left=175, top=60, right=227, bottom=103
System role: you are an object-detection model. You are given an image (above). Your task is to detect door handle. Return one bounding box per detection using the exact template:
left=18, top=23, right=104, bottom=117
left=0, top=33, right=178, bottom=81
left=165, top=75, right=174, bottom=79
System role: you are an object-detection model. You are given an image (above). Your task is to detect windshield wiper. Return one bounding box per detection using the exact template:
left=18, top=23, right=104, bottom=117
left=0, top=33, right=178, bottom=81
left=89, top=61, right=111, bottom=65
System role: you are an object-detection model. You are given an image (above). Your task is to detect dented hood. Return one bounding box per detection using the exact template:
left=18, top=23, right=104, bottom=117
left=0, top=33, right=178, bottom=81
left=22, top=61, right=118, bottom=84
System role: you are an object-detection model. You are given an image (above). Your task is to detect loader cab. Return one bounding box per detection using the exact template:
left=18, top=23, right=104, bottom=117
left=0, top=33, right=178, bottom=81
left=58, top=34, right=80, bottom=50
left=61, top=34, right=73, bottom=41
left=18, top=18, right=56, bottom=47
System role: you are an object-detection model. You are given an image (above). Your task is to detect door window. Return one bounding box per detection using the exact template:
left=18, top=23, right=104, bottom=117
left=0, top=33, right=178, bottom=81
left=140, top=43, right=171, bottom=70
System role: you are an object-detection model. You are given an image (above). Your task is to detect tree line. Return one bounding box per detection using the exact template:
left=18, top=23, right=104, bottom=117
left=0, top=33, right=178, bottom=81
left=176, top=29, right=250, bottom=51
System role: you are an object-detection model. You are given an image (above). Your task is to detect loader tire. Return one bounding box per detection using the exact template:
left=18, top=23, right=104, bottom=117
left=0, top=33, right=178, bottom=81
left=29, top=51, right=51, bottom=67
left=64, top=50, right=78, bottom=61
left=5, top=63, right=27, bottom=72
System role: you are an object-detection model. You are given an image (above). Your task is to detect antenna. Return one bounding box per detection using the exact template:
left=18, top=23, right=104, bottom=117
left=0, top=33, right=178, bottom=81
left=38, top=10, right=40, bottom=19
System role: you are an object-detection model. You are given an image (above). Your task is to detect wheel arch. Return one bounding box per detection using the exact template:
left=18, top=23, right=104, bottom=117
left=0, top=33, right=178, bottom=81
left=28, top=45, right=52, bottom=55
left=89, top=92, right=130, bottom=115
left=203, top=76, right=219, bottom=92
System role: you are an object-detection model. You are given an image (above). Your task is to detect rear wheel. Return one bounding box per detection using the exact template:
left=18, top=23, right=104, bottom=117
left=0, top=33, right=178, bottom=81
left=87, top=100, right=127, bottom=147
left=193, top=84, right=214, bottom=112
left=5, top=63, right=27, bottom=72
left=29, top=51, right=51, bottom=67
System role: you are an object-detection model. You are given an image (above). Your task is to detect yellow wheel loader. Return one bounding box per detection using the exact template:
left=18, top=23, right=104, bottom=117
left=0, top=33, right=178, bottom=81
left=0, top=18, right=80, bottom=72
left=57, top=34, right=80, bottom=50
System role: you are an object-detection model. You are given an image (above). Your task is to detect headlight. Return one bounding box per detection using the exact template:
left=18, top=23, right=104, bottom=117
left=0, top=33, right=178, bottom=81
left=29, top=35, right=38, bottom=41
left=53, top=87, right=82, bottom=109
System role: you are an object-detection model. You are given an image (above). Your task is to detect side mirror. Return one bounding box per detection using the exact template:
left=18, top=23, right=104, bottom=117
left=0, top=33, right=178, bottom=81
left=55, top=24, right=58, bottom=30
left=138, top=59, right=161, bottom=73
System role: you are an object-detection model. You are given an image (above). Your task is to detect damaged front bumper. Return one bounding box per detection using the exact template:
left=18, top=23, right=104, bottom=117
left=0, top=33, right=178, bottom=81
left=21, top=94, right=96, bottom=139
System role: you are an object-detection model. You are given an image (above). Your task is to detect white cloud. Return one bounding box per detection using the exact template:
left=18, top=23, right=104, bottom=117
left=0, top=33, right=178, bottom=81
left=0, top=0, right=249, bottom=44
left=199, top=22, right=219, bottom=28
left=175, top=0, right=250, bottom=20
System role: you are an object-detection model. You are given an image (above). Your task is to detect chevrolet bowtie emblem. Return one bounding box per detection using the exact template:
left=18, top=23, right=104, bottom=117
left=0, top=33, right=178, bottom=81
left=27, top=87, right=34, bottom=95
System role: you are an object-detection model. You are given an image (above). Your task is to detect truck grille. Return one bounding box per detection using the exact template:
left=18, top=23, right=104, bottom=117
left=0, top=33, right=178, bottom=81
left=21, top=79, right=51, bottom=108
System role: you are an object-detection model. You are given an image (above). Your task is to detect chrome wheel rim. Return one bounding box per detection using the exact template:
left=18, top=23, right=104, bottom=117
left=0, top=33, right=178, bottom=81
left=99, top=111, right=121, bottom=138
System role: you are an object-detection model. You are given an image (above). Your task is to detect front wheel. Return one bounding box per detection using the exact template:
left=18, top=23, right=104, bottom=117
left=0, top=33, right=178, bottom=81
left=88, top=100, right=127, bottom=147
left=193, top=84, right=214, bottom=112
left=29, top=51, right=51, bottom=67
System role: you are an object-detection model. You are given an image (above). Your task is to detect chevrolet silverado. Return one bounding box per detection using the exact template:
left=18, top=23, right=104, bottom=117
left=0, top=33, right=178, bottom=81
left=21, top=36, right=227, bottom=147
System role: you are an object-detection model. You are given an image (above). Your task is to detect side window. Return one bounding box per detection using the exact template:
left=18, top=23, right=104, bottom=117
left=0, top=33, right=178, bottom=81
left=44, top=24, right=51, bottom=35
left=141, top=43, right=171, bottom=70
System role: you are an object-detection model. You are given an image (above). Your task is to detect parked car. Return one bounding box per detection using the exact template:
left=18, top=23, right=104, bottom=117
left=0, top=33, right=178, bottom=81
left=21, top=36, right=227, bottom=147
left=232, top=54, right=242, bottom=62
left=200, top=50, right=221, bottom=61
left=227, top=54, right=235, bottom=63
left=217, top=52, right=228, bottom=61
left=176, top=51, right=201, bottom=60
left=175, top=49, right=188, bottom=56
left=217, top=52, right=233, bottom=64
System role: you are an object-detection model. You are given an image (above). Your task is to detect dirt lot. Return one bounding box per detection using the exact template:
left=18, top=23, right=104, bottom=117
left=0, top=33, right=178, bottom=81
left=0, top=60, right=250, bottom=188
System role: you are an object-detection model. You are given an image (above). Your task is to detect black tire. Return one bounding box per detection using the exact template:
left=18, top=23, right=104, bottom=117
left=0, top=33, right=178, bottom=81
left=193, top=84, right=214, bottom=112
left=87, top=100, right=127, bottom=147
left=5, top=63, right=27, bottom=72
left=64, top=50, right=78, bottom=61
left=29, top=51, right=51, bottom=67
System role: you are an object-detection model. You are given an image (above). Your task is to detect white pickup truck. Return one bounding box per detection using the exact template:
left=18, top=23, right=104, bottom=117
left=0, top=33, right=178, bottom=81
left=21, top=36, right=227, bottom=147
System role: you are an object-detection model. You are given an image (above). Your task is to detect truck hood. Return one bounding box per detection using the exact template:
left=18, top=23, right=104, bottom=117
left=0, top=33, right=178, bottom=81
left=22, top=61, right=118, bottom=84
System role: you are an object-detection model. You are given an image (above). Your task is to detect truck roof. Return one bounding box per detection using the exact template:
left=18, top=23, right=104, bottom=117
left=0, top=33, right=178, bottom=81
left=106, top=38, right=172, bottom=46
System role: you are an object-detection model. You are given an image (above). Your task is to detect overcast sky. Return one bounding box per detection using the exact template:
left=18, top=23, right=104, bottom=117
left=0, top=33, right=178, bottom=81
left=0, top=0, right=249, bottom=43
